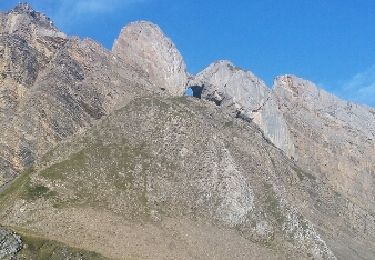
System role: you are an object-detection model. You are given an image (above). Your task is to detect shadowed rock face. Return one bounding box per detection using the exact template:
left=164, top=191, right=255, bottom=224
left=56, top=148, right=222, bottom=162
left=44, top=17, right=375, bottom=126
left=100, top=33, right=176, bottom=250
left=189, top=61, right=295, bottom=158
left=113, top=21, right=187, bottom=96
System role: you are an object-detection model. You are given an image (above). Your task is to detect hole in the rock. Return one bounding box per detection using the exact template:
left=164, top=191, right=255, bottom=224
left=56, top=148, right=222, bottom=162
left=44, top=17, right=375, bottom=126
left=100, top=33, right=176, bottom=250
left=160, top=88, right=165, bottom=91
left=184, top=86, right=203, bottom=98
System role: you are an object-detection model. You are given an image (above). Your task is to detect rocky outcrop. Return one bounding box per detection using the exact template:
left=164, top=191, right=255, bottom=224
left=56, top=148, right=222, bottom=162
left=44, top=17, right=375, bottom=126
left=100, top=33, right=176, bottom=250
left=0, top=228, right=22, bottom=259
left=189, top=61, right=295, bottom=157
left=272, top=75, right=375, bottom=258
left=0, top=3, right=67, bottom=49
left=113, top=21, right=187, bottom=96
left=273, top=75, right=375, bottom=210
left=0, top=4, right=156, bottom=187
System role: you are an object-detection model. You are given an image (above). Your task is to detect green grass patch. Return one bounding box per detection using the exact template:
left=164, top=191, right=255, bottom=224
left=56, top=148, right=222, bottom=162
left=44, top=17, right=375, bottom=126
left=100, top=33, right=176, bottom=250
left=40, top=150, right=86, bottom=181
left=264, top=182, right=284, bottom=227
left=17, top=233, right=108, bottom=260
left=21, top=185, right=56, bottom=200
left=0, top=168, right=33, bottom=209
left=293, top=166, right=316, bottom=181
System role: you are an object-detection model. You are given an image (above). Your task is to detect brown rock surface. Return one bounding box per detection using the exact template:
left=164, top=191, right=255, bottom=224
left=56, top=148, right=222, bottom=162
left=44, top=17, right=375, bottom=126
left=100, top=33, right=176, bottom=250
left=273, top=75, right=375, bottom=259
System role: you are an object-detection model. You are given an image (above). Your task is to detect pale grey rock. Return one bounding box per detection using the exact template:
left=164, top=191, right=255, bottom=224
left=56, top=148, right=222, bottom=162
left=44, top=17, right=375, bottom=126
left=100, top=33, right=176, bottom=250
left=273, top=75, right=375, bottom=258
left=273, top=75, right=375, bottom=209
left=190, top=61, right=295, bottom=157
left=113, top=21, right=187, bottom=96
left=0, top=228, right=22, bottom=259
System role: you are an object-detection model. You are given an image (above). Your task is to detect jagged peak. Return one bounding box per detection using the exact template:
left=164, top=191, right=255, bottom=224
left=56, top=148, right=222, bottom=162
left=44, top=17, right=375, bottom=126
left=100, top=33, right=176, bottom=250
left=1, top=3, right=65, bottom=39
left=5, top=2, right=57, bottom=30
left=113, top=20, right=187, bottom=96
left=126, top=20, right=162, bottom=30
left=273, top=74, right=320, bottom=93
left=197, top=60, right=263, bottom=86
left=10, top=2, right=34, bottom=13
left=205, top=60, right=239, bottom=71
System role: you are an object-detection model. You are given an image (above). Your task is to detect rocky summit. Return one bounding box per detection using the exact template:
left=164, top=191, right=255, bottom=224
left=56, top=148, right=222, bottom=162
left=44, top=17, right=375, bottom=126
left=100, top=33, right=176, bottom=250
left=0, top=3, right=374, bottom=260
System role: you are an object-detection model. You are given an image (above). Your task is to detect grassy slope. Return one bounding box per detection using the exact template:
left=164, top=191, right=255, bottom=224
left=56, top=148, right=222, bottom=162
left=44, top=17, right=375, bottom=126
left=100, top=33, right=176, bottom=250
left=0, top=97, right=330, bottom=259
left=15, top=231, right=108, bottom=260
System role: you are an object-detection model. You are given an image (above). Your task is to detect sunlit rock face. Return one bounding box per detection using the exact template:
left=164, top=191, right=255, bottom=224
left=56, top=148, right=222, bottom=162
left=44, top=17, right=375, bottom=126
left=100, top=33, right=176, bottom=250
left=0, top=5, right=155, bottom=186
left=113, top=21, right=187, bottom=96
left=273, top=74, right=375, bottom=209
left=189, top=60, right=295, bottom=158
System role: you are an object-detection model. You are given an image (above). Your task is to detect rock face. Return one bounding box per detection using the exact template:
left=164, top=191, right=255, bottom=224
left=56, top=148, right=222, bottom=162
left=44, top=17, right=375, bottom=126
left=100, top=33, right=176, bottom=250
left=0, top=4, right=156, bottom=187
left=273, top=75, right=375, bottom=259
left=189, top=61, right=295, bottom=157
left=113, top=21, right=187, bottom=96
left=0, top=2, right=66, bottom=40
left=273, top=75, right=375, bottom=207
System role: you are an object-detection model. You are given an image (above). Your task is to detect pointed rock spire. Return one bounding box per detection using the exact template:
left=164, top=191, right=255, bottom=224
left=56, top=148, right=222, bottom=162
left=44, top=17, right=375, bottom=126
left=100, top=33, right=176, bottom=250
left=1, top=2, right=66, bottom=39
left=11, top=2, right=35, bottom=13
left=113, top=21, right=187, bottom=96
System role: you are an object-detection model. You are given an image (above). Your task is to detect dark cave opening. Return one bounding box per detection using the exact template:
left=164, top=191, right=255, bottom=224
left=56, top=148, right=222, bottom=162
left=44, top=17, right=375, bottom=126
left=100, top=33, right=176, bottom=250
left=184, top=86, right=203, bottom=99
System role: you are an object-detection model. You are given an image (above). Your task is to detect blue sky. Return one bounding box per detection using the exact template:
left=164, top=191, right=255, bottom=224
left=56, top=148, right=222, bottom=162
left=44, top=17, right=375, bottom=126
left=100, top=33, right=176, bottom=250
left=1, top=0, right=374, bottom=107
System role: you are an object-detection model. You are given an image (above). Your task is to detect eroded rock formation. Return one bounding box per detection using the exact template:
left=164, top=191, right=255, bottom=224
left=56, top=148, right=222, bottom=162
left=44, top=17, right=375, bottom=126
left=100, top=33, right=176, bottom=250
left=113, top=21, right=187, bottom=96
left=0, top=4, right=156, bottom=186
left=189, top=61, right=295, bottom=157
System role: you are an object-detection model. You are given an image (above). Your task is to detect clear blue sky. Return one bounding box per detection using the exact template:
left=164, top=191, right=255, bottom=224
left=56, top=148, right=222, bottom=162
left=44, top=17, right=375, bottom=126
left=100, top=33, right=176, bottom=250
left=1, top=0, right=374, bottom=107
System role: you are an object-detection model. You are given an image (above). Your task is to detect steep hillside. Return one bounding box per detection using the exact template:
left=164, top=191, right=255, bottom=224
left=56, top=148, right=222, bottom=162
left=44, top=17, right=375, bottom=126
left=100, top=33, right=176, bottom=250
left=0, top=96, right=338, bottom=259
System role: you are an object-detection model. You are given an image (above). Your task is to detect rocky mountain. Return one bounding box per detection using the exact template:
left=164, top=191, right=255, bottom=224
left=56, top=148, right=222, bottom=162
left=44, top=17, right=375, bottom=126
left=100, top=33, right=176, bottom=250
left=0, top=3, right=374, bottom=260
left=0, top=3, right=158, bottom=187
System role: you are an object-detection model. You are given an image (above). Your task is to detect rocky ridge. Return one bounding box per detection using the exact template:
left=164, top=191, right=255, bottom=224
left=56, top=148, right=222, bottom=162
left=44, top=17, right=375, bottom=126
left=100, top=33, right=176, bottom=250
left=188, top=60, right=295, bottom=157
left=0, top=4, right=157, bottom=187
left=0, top=3, right=374, bottom=260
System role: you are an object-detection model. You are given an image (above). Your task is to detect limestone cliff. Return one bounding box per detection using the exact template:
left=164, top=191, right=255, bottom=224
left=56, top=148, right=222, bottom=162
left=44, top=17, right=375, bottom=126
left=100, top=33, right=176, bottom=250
left=113, top=21, right=187, bottom=96
left=271, top=76, right=375, bottom=258
left=189, top=61, right=295, bottom=157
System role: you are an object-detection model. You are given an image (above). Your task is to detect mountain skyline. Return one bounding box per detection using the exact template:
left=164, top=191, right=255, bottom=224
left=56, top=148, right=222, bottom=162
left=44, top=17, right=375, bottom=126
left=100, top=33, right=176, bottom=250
left=0, top=0, right=374, bottom=107
left=0, top=3, right=374, bottom=259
